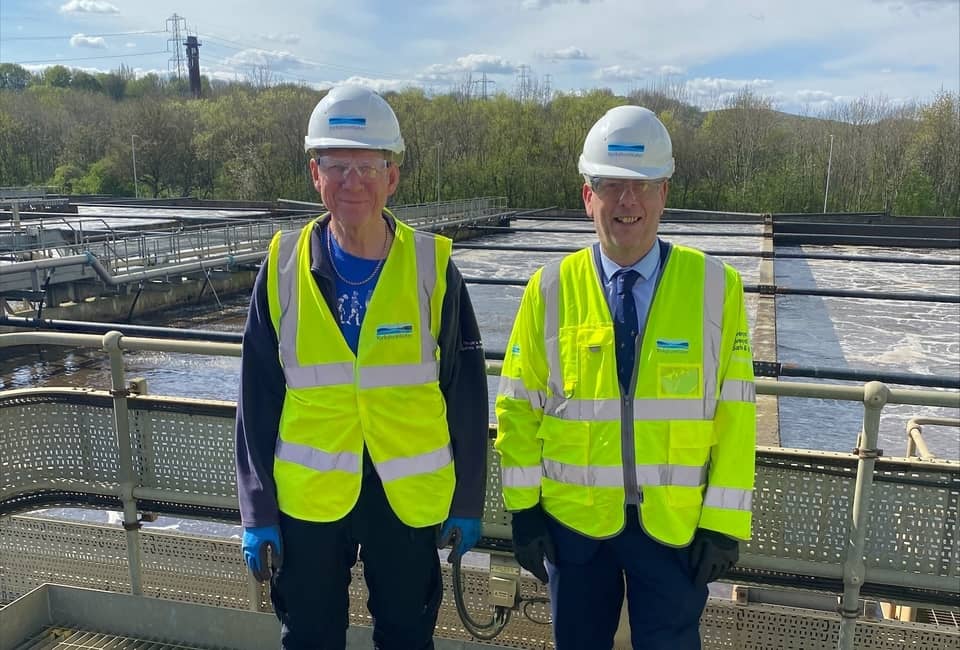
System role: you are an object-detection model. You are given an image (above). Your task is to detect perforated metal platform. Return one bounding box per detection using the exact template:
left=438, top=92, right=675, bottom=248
left=1, top=379, right=959, bottom=649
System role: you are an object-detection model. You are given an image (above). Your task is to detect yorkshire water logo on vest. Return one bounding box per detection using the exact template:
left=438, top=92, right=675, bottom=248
left=376, top=323, right=413, bottom=339
left=329, top=116, right=366, bottom=130
left=608, top=143, right=645, bottom=157
left=656, top=339, right=689, bottom=353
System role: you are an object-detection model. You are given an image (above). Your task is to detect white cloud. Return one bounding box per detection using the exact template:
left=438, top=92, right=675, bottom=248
left=681, top=77, right=776, bottom=108
left=418, top=53, right=516, bottom=81
left=522, top=0, right=599, bottom=8
left=658, top=65, right=685, bottom=76
left=594, top=65, right=644, bottom=82
left=874, top=0, right=957, bottom=11
left=795, top=89, right=838, bottom=103
left=125, top=42, right=136, bottom=48
left=685, top=77, right=774, bottom=96
left=59, top=0, right=119, bottom=14
left=224, top=49, right=309, bottom=70
left=261, top=32, right=301, bottom=45
left=313, top=76, right=420, bottom=94
left=70, top=34, right=107, bottom=49
left=539, top=46, right=589, bottom=61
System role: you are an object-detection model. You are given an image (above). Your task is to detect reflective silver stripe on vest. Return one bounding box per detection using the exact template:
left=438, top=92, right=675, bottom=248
left=497, top=376, right=546, bottom=411
left=285, top=361, right=356, bottom=388
left=636, top=463, right=707, bottom=487
left=413, top=230, right=438, bottom=364
left=502, top=465, right=543, bottom=488
left=360, top=361, right=439, bottom=389
left=542, top=459, right=708, bottom=488
left=702, top=255, right=725, bottom=418
left=276, top=221, right=440, bottom=389
left=275, top=438, right=360, bottom=474
left=704, top=486, right=753, bottom=512
left=376, top=445, right=453, bottom=482
left=720, top=379, right=756, bottom=403
left=539, top=262, right=564, bottom=403
left=544, top=397, right=709, bottom=421
left=543, top=458, right=623, bottom=487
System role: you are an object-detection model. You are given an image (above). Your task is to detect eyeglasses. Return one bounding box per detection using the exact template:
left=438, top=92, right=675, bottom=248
left=590, top=178, right=665, bottom=202
left=315, top=156, right=390, bottom=181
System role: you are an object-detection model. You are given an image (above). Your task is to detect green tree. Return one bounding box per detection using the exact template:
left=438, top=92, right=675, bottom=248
left=43, top=65, right=73, bottom=88
left=71, top=71, right=103, bottom=93
left=0, top=63, right=33, bottom=91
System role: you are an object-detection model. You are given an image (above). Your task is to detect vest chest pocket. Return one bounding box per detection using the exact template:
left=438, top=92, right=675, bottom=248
left=575, top=327, right=616, bottom=397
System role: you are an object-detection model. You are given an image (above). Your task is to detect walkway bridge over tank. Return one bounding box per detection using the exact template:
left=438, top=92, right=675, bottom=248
left=0, top=197, right=509, bottom=319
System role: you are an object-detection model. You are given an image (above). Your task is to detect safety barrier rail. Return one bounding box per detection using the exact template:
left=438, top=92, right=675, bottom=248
left=0, top=331, right=958, bottom=650
left=906, top=416, right=960, bottom=460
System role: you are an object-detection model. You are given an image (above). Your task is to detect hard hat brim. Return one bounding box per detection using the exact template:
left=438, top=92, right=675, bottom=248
left=304, top=136, right=404, bottom=154
left=578, top=157, right=675, bottom=180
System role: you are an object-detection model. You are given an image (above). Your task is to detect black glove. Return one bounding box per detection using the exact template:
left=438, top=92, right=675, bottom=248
left=510, top=504, right=556, bottom=584
left=689, top=528, right=739, bottom=585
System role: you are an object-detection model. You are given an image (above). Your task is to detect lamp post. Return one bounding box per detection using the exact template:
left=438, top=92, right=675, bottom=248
left=436, top=140, right=442, bottom=204
left=435, top=140, right=442, bottom=220
left=131, top=134, right=141, bottom=199
left=823, top=133, right=834, bottom=214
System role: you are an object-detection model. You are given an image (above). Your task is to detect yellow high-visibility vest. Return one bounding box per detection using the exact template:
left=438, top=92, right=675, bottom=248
left=266, top=214, right=454, bottom=527
left=496, top=244, right=756, bottom=544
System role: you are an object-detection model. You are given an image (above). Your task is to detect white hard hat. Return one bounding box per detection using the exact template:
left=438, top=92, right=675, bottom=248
left=304, top=85, right=405, bottom=164
left=578, top=105, right=674, bottom=179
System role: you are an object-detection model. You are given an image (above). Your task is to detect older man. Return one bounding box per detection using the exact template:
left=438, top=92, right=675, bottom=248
left=235, top=85, right=488, bottom=650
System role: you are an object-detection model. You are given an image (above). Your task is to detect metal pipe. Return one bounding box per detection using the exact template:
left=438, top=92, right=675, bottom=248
left=102, top=330, right=144, bottom=596
left=775, top=234, right=959, bottom=249
left=0, top=315, right=243, bottom=342
left=838, top=381, right=889, bottom=650
left=465, top=225, right=760, bottom=236
left=3, top=319, right=955, bottom=389
left=453, top=243, right=960, bottom=266
left=905, top=417, right=960, bottom=458
left=1, top=250, right=264, bottom=286
left=461, top=275, right=960, bottom=304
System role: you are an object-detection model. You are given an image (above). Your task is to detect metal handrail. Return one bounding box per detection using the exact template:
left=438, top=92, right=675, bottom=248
left=0, top=330, right=957, bottom=650
left=906, top=416, right=960, bottom=459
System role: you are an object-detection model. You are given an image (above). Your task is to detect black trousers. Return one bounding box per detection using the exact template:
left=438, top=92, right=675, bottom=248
left=270, top=461, right=442, bottom=650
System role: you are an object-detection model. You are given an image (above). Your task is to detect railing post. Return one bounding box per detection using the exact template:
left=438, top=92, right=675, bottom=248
left=837, top=380, right=889, bottom=650
left=102, top=330, right=145, bottom=596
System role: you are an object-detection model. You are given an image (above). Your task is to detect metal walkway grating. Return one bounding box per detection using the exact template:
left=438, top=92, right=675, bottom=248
left=15, top=627, right=203, bottom=650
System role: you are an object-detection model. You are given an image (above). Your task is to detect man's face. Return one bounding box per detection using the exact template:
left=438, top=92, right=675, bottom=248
left=583, top=177, right=669, bottom=266
left=309, top=148, right=400, bottom=228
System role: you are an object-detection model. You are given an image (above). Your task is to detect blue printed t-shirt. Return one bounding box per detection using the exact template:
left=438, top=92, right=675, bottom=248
left=324, top=227, right=384, bottom=355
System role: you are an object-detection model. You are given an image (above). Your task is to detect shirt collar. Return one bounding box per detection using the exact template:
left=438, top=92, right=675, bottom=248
left=599, top=238, right=661, bottom=283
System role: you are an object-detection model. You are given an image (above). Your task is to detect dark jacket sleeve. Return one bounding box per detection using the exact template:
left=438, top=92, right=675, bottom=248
left=235, top=261, right=285, bottom=528
left=438, top=259, right=489, bottom=519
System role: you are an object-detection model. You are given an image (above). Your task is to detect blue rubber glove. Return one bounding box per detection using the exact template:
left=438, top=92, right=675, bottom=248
left=242, top=525, right=283, bottom=582
left=438, top=517, right=481, bottom=562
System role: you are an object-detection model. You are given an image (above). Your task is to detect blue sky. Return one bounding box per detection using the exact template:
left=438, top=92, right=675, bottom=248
left=1, top=0, right=957, bottom=114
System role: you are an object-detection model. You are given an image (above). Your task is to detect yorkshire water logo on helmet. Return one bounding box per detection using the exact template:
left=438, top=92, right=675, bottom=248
left=328, top=116, right=367, bottom=129
left=579, top=105, right=674, bottom=179
left=607, top=143, right=646, bottom=157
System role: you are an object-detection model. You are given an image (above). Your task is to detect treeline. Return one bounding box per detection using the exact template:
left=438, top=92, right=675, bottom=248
left=1, top=62, right=957, bottom=216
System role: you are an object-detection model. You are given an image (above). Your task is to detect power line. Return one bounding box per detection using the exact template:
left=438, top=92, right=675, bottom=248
left=199, top=30, right=405, bottom=79
left=13, top=51, right=168, bottom=65
left=3, top=30, right=165, bottom=41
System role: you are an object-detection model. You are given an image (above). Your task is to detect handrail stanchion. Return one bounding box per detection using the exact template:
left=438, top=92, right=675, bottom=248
left=102, top=330, right=145, bottom=596
left=838, top=380, right=889, bottom=650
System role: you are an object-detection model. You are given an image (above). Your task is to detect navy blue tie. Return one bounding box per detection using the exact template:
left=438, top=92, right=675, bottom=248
left=613, top=269, right=640, bottom=390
